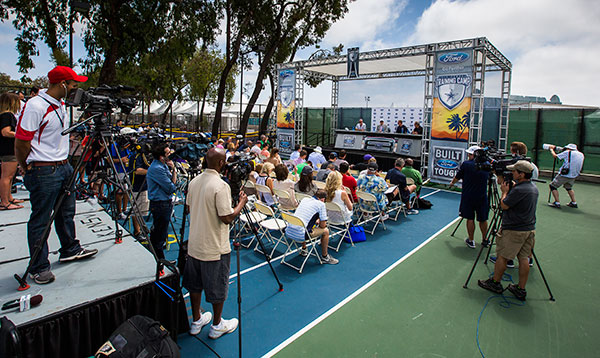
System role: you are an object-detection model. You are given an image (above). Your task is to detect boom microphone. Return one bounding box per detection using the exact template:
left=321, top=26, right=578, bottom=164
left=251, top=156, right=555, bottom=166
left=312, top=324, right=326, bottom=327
left=2, top=294, right=43, bottom=311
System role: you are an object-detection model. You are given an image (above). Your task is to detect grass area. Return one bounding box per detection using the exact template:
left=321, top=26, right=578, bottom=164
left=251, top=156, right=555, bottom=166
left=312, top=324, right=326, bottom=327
left=274, top=181, right=600, bottom=358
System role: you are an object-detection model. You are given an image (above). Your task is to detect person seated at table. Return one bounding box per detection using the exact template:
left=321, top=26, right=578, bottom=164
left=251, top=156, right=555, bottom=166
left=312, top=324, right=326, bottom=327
left=357, top=162, right=389, bottom=220
left=412, top=122, right=423, bottom=135
left=295, top=165, right=317, bottom=196
left=340, top=162, right=358, bottom=202
left=273, top=163, right=298, bottom=210
left=355, top=118, right=367, bottom=131
left=351, top=154, right=373, bottom=172
left=395, top=120, right=409, bottom=134
left=376, top=120, right=389, bottom=133
left=325, top=171, right=353, bottom=224
left=256, top=162, right=275, bottom=206
left=316, top=162, right=335, bottom=182
left=386, top=158, right=418, bottom=214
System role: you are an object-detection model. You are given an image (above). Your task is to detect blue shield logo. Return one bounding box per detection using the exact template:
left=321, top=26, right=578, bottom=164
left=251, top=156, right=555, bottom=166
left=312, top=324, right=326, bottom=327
left=436, top=74, right=471, bottom=110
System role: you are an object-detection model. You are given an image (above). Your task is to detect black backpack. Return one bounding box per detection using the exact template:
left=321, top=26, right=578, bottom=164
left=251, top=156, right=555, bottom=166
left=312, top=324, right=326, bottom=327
left=96, top=315, right=179, bottom=358
left=416, top=197, right=433, bottom=209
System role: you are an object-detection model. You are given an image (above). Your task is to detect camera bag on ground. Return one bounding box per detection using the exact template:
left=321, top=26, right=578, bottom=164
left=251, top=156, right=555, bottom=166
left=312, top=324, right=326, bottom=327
left=0, top=316, right=22, bottom=358
left=95, top=315, right=179, bottom=358
left=416, top=197, right=433, bottom=209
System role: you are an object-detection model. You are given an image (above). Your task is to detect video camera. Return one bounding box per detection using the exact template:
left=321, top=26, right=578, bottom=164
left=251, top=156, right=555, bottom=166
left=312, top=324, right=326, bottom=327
left=66, top=85, right=137, bottom=118
left=473, top=146, right=531, bottom=183
left=223, top=152, right=254, bottom=200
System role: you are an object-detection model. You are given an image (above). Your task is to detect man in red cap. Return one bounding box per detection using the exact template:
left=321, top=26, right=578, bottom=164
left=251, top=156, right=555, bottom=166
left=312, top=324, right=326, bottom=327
left=15, top=66, right=98, bottom=285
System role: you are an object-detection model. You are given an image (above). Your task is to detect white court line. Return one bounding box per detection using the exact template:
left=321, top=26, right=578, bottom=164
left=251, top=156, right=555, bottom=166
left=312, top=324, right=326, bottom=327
left=262, top=216, right=461, bottom=358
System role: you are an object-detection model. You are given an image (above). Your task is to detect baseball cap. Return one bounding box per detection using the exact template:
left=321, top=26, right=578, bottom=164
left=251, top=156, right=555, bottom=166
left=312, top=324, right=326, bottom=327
left=120, top=127, right=137, bottom=135
left=48, top=66, right=88, bottom=84
left=367, top=162, right=378, bottom=171
left=330, top=151, right=338, bottom=158
left=301, top=165, right=313, bottom=176
left=506, top=160, right=534, bottom=173
left=565, top=143, right=577, bottom=150
left=363, top=154, right=373, bottom=161
left=465, top=145, right=481, bottom=155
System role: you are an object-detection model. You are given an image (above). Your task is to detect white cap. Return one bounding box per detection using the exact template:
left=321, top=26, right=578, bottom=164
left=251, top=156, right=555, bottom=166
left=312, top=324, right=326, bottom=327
left=120, top=127, right=137, bottom=135
left=314, top=146, right=322, bottom=153
left=465, top=145, right=481, bottom=154
left=565, top=143, right=577, bottom=150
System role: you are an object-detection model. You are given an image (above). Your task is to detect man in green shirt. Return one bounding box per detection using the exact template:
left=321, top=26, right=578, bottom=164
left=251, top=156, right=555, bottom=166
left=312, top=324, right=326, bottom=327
left=401, top=158, right=423, bottom=193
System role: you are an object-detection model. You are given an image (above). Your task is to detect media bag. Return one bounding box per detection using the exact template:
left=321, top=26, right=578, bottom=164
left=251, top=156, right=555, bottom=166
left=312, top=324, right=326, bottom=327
left=344, top=225, right=366, bottom=243
left=95, top=315, right=179, bottom=358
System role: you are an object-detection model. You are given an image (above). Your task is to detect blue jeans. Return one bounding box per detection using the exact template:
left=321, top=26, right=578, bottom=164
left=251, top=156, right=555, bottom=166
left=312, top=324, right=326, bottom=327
left=23, top=163, right=81, bottom=274
left=149, top=200, right=171, bottom=261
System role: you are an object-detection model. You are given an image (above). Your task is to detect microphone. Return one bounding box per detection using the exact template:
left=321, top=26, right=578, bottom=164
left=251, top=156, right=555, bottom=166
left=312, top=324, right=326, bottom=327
left=2, top=294, right=43, bottom=312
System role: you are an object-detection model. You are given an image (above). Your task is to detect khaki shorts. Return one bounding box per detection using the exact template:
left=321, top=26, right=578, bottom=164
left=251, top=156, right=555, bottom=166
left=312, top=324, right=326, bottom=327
left=496, top=229, right=535, bottom=261
left=309, top=226, right=327, bottom=239
left=551, top=175, right=575, bottom=190
left=133, top=190, right=150, bottom=216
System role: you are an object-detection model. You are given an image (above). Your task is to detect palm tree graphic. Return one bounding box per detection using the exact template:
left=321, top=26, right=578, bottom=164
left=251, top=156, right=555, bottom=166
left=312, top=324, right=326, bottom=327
left=446, top=111, right=470, bottom=139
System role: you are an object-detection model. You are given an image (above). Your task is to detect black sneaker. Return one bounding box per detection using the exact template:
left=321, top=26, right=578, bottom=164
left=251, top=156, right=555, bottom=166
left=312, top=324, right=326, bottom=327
left=567, top=202, right=578, bottom=208
left=465, top=239, right=476, bottom=249
left=507, top=284, right=527, bottom=301
left=59, top=248, right=99, bottom=262
left=489, top=256, right=514, bottom=268
left=481, top=239, right=490, bottom=248
left=478, top=278, right=504, bottom=294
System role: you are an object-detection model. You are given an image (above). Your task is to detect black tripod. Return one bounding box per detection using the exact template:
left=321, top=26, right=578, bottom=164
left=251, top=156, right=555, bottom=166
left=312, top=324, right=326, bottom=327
left=14, top=113, right=160, bottom=290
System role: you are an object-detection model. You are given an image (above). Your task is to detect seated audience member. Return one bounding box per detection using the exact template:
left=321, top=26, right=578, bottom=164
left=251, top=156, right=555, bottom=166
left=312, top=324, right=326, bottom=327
left=351, top=154, right=373, bottom=171
left=216, top=138, right=225, bottom=149
left=256, top=162, right=275, bottom=205
left=325, top=171, right=353, bottom=224
left=260, top=143, right=270, bottom=159
left=316, top=162, right=335, bottom=182
left=307, top=146, right=326, bottom=169
left=294, top=166, right=318, bottom=196
left=289, top=144, right=302, bottom=161
left=401, top=158, right=423, bottom=193
left=294, top=149, right=307, bottom=167
left=285, top=189, right=338, bottom=264
left=334, top=149, right=349, bottom=168
left=250, top=162, right=262, bottom=183
left=386, top=158, right=419, bottom=214
left=226, top=142, right=236, bottom=161
left=250, top=141, right=262, bottom=156
left=359, top=158, right=377, bottom=177
left=273, top=164, right=298, bottom=210
left=357, top=162, right=389, bottom=219
left=412, top=122, right=423, bottom=135
left=340, top=162, right=358, bottom=202
left=265, top=147, right=281, bottom=166
left=326, top=152, right=339, bottom=170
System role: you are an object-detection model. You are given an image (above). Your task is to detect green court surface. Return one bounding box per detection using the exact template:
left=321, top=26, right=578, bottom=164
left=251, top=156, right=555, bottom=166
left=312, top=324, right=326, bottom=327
left=274, top=181, right=600, bottom=358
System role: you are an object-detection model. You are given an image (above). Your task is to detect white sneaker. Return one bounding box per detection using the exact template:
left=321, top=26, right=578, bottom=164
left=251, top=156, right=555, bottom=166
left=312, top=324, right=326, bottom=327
left=321, top=254, right=339, bottom=265
left=299, top=248, right=308, bottom=257
left=190, top=311, right=212, bottom=335
left=117, top=212, right=127, bottom=220
left=209, top=318, right=239, bottom=339
left=407, top=209, right=419, bottom=215
left=381, top=213, right=389, bottom=221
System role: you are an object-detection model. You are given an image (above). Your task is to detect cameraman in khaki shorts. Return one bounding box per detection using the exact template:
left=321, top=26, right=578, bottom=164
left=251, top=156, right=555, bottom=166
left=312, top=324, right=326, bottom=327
left=478, top=161, right=539, bottom=301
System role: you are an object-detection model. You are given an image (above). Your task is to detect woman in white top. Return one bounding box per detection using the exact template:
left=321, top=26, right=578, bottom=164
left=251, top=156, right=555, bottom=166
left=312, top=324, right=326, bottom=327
left=256, top=162, right=275, bottom=206
left=325, top=171, right=353, bottom=224
left=272, top=163, right=298, bottom=210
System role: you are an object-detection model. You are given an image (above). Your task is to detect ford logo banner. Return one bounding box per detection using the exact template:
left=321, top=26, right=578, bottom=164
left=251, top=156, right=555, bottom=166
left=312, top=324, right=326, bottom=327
left=438, top=52, right=469, bottom=64
left=436, top=159, right=459, bottom=169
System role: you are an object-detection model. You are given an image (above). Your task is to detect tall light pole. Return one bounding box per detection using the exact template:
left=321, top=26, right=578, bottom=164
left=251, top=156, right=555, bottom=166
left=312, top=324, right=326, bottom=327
left=365, top=95, right=371, bottom=108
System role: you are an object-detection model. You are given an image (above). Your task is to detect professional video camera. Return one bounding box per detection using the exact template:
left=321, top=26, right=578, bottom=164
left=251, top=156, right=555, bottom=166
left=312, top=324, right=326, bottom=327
left=223, top=152, right=254, bottom=200
left=473, top=146, right=532, bottom=183
left=66, top=85, right=137, bottom=119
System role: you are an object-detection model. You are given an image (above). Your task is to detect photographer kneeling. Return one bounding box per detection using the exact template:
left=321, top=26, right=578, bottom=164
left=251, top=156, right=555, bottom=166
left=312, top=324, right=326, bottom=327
left=184, top=148, right=248, bottom=339
left=478, top=161, right=538, bottom=301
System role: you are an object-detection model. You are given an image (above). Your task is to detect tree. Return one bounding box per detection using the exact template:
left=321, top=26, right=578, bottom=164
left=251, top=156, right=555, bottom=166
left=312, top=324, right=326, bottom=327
left=184, top=49, right=237, bottom=131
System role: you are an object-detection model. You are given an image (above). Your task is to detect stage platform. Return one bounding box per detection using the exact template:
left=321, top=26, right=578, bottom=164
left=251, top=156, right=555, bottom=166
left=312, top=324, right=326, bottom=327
left=0, top=190, right=187, bottom=358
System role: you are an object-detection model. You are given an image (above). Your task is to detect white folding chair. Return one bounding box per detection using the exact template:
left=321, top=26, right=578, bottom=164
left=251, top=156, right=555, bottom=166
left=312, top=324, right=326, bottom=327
left=273, top=188, right=298, bottom=212
left=295, top=191, right=312, bottom=203
left=255, top=183, right=274, bottom=205
left=314, top=181, right=326, bottom=190
left=243, top=180, right=257, bottom=196
left=280, top=211, right=322, bottom=273
left=254, top=201, right=288, bottom=257
left=237, top=207, right=267, bottom=248
left=385, top=185, right=407, bottom=221
left=343, top=186, right=355, bottom=203
left=325, top=201, right=352, bottom=252
left=356, top=190, right=386, bottom=234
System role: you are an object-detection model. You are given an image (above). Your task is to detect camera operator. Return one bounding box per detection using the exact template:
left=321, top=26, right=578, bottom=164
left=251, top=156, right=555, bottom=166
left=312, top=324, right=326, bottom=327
left=146, top=142, right=177, bottom=272
left=111, top=128, right=132, bottom=220
left=449, top=146, right=489, bottom=249
left=14, top=66, right=98, bottom=284
left=184, top=147, right=247, bottom=338
left=508, top=141, right=538, bottom=180
left=129, top=143, right=150, bottom=241
left=478, top=161, right=538, bottom=301
left=548, top=143, right=584, bottom=209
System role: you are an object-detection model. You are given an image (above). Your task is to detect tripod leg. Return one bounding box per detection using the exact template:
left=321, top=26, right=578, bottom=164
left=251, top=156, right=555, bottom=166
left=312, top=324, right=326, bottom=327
left=450, top=217, right=463, bottom=237
left=531, top=249, right=555, bottom=301
left=548, top=157, right=556, bottom=203
left=463, top=242, right=487, bottom=289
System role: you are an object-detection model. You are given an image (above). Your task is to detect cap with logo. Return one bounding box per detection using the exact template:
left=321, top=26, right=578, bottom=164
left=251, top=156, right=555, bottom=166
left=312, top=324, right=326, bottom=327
left=465, top=145, right=481, bottom=155
left=48, top=66, right=88, bottom=84
left=506, top=160, right=534, bottom=173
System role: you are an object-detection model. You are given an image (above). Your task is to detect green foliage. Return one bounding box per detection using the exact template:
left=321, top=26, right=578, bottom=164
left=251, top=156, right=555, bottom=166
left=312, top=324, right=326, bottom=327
left=184, top=49, right=237, bottom=103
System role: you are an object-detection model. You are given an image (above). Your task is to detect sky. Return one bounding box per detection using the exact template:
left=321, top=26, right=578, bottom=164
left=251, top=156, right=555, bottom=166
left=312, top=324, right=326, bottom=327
left=1, top=0, right=599, bottom=108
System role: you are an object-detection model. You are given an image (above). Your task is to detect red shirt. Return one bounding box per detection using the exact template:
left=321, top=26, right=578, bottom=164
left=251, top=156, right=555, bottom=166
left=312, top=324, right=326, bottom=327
left=342, top=173, right=358, bottom=202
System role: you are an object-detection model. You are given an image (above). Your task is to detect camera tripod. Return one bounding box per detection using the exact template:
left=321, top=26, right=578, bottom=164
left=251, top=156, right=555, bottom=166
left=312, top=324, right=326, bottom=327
left=14, top=113, right=161, bottom=290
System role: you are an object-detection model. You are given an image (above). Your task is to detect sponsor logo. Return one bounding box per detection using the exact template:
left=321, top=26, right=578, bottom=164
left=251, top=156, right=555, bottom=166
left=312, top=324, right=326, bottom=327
left=436, top=159, right=459, bottom=170
left=438, top=52, right=470, bottom=64
left=436, top=74, right=472, bottom=110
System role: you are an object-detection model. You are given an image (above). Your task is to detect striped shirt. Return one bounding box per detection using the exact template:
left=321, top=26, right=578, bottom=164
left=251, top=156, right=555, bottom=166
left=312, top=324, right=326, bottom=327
left=285, top=197, right=327, bottom=241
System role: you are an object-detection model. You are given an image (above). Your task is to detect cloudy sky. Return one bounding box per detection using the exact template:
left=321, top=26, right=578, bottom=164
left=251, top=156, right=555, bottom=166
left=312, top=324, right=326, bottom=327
left=1, top=0, right=599, bottom=108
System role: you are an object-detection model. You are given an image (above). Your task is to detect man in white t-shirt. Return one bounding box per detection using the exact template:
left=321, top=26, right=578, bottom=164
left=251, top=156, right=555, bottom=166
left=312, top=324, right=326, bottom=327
left=285, top=189, right=338, bottom=264
left=307, top=146, right=326, bottom=169
left=184, top=147, right=248, bottom=339
left=548, top=143, right=585, bottom=208
left=355, top=118, right=366, bottom=131
left=15, top=66, right=98, bottom=285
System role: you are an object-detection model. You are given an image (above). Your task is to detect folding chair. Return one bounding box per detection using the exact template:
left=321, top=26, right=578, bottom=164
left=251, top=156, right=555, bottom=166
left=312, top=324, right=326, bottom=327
left=273, top=188, right=298, bottom=212
left=295, top=191, right=312, bottom=203
left=280, top=211, right=322, bottom=273
left=356, top=190, right=386, bottom=234
left=314, top=181, right=326, bottom=190
left=243, top=180, right=257, bottom=196
left=343, top=186, right=355, bottom=203
left=254, top=201, right=288, bottom=257
left=325, top=201, right=353, bottom=252
left=385, top=185, right=407, bottom=221
left=255, top=183, right=274, bottom=205
left=237, top=206, right=267, bottom=248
